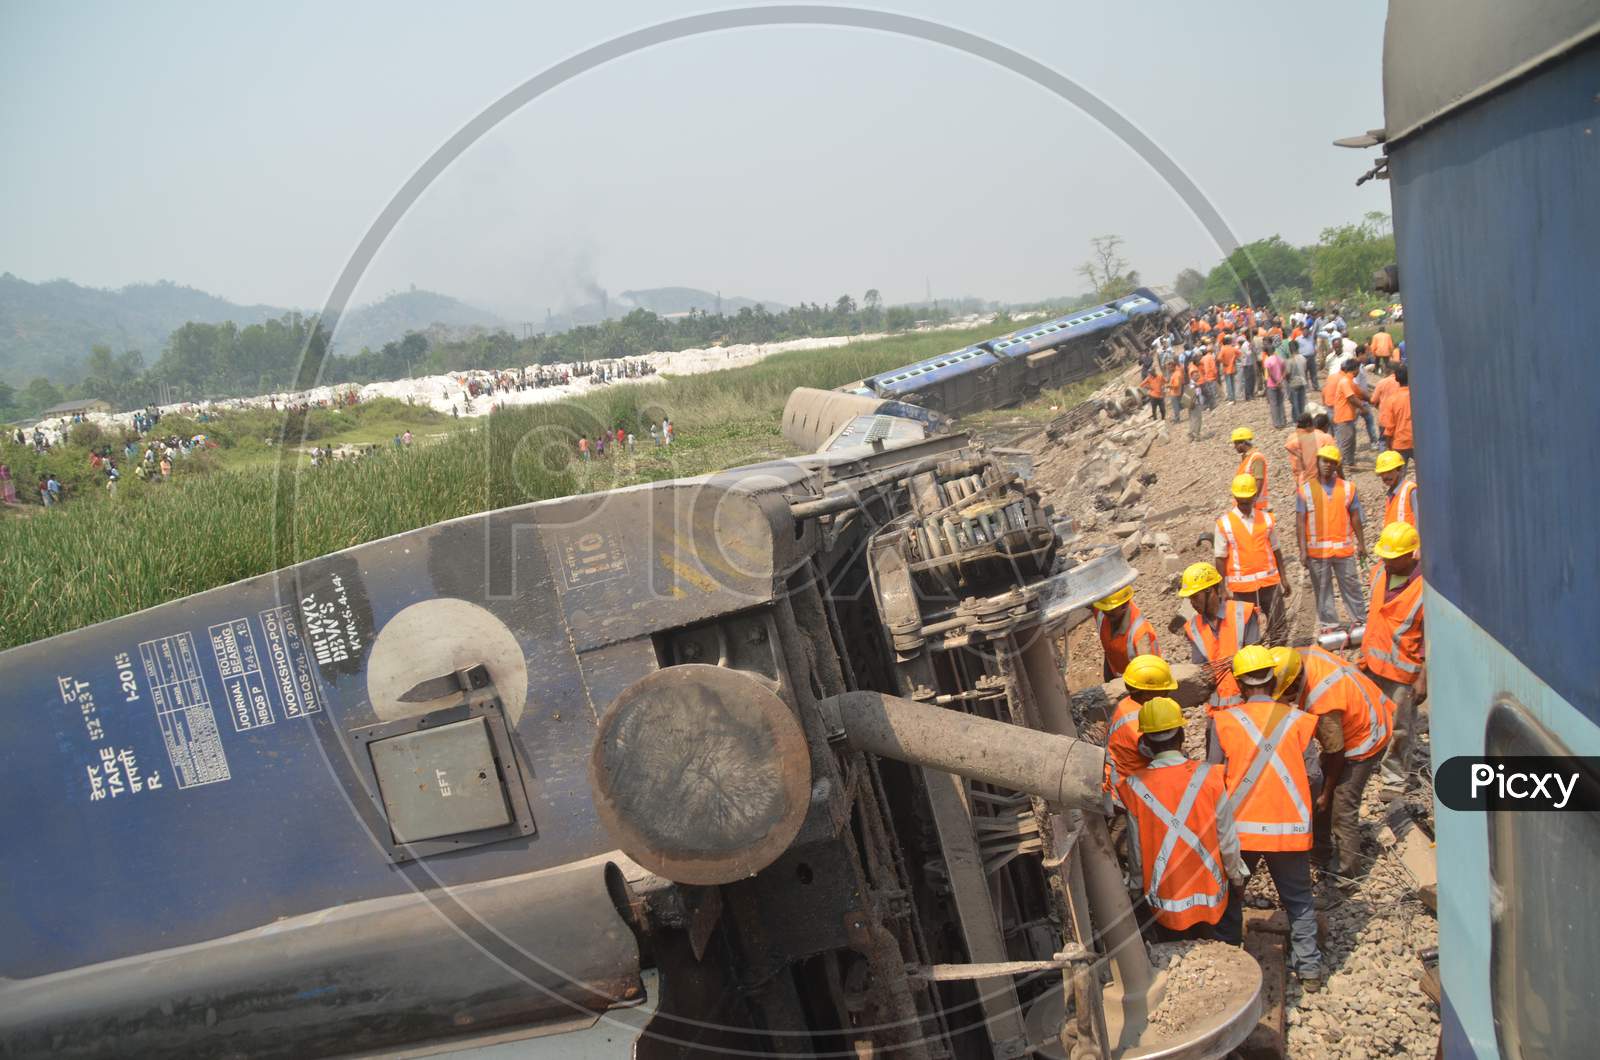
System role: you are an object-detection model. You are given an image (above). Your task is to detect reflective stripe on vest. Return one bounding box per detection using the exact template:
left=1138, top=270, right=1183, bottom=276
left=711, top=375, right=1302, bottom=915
left=1386, top=479, right=1417, bottom=528
left=1126, top=770, right=1226, bottom=913
left=1366, top=571, right=1425, bottom=681
left=1186, top=601, right=1252, bottom=661
left=1224, top=704, right=1311, bottom=836
left=1304, top=661, right=1390, bottom=760
left=1217, top=509, right=1279, bottom=591
left=1237, top=450, right=1269, bottom=510
left=1105, top=708, right=1143, bottom=788
left=1099, top=611, right=1159, bottom=674
left=1301, top=479, right=1356, bottom=556
left=1343, top=675, right=1390, bottom=759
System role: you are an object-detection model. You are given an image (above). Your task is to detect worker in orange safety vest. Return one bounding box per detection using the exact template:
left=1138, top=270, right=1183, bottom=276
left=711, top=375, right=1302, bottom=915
left=1102, top=653, right=1181, bottom=791
left=1177, top=562, right=1261, bottom=711
left=1296, top=446, right=1368, bottom=630
left=1362, top=521, right=1427, bottom=787
left=1230, top=426, right=1270, bottom=510
left=1092, top=585, right=1161, bottom=681
left=1209, top=647, right=1326, bottom=987
left=1374, top=450, right=1418, bottom=532
left=1271, top=645, right=1394, bottom=887
left=1116, top=696, right=1247, bottom=938
left=1214, top=474, right=1291, bottom=644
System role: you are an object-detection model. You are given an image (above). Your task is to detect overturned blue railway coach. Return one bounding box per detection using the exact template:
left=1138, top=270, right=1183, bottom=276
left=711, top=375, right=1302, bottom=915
left=847, top=287, right=1180, bottom=416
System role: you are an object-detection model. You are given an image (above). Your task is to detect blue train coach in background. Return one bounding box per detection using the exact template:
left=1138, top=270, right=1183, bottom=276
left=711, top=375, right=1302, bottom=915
left=855, top=287, right=1177, bottom=415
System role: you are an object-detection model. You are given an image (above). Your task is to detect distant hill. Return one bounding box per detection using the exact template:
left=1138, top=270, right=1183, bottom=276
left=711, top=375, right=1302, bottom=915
left=0, top=275, right=506, bottom=386
left=0, top=274, right=283, bottom=385
left=329, top=287, right=505, bottom=354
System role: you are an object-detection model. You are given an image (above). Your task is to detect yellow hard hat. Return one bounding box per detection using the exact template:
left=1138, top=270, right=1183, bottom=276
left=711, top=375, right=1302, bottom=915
left=1137, top=697, right=1184, bottom=735
left=1374, top=521, right=1421, bottom=559
left=1177, top=562, right=1222, bottom=598
left=1124, top=654, right=1179, bottom=692
left=1092, top=585, right=1134, bottom=612
left=1374, top=450, right=1405, bottom=474
left=1231, top=427, right=1254, bottom=443
left=1230, top=473, right=1259, bottom=499
left=1232, top=644, right=1277, bottom=683
left=1269, top=646, right=1303, bottom=699
left=1316, top=445, right=1342, bottom=463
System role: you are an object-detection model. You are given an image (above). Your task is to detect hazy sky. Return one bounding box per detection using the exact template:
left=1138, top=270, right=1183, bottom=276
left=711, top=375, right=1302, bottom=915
left=1, top=1, right=1393, bottom=319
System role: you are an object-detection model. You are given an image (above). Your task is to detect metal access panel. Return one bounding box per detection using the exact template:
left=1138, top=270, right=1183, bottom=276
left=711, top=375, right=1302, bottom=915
left=370, top=717, right=513, bottom=842
left=351, top=700, right=539, bottom=863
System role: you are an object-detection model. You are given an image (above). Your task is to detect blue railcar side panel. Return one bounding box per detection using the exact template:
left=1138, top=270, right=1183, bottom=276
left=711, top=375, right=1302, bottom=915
left=1389, top=41, right=1600, bottom=718
left=1424, top=591, right=1598, bottom=1056
left=870, top=347, right=1000, bottom=396
left=0, top=478, right=789, bottom=980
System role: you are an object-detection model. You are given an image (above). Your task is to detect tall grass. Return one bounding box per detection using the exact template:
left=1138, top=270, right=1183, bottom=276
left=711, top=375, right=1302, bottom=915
left=1, top=324, right=1003, bottom=649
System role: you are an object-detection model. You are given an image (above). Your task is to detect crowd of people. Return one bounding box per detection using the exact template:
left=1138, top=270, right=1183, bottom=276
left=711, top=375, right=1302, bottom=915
left=577, top=416, right=674, bottom=461
left=0, top=401, right=232, bottom=509
left=1094, top=301, right=1423, bottom=993
left=1138, top=305, right=1411, bottom=476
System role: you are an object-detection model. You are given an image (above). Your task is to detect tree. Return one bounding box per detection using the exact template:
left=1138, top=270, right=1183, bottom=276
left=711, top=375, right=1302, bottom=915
left=1077, top=234, right=1140, bottom=300
left=1310, top=213, right=1395, bottom=298
left=1173, top=268, right=1206, bottom=303
left=1200, top=236, right=1310, bottom=307
left=0, top=380, right=15, bottom=414
left=23, top=377, right=62, bottom=413
left=863, top=289, right=881, bottom=311
left=85, top=344, right=116, bottom=383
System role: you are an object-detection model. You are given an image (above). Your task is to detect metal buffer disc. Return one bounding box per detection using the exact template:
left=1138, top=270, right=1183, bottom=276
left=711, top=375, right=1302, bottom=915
left=589, top=664, right=811, bottom=885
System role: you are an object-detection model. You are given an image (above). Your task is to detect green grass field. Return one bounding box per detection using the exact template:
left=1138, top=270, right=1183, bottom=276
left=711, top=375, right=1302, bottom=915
left=0, top=323, right=1013, bottom=649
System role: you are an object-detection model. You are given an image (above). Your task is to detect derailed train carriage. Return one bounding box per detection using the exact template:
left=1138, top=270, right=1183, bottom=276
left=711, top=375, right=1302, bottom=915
left=0, top=290, right=1257, bottom=1059
left=838, top=288, right=1184, bottom=417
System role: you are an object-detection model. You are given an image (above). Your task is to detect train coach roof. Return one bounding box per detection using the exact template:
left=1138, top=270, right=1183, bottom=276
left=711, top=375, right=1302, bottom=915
left=870, top=345, right=998, bottom=391
left=1380, top=0, right=1600, bottom=144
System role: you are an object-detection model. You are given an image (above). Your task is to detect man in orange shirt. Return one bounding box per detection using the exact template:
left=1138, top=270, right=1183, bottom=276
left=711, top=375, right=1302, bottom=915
left=1141, top=365, right=1166, bottom=420
left=1285, top=412, right=1336, bottom=487
left=1199, top=345, right=1220, bottom=410
left=1368, top=326, right=1397, bottom=363
left=1329, top=358, right=1371, bottom=471
left=1377, top=365, right=1414, bottom=464
left=1219, top=341, right=1240, bottom=402
left=1369, top=366, right=1399, bottom=447
left=1166, top=360, right=1186, bottom=423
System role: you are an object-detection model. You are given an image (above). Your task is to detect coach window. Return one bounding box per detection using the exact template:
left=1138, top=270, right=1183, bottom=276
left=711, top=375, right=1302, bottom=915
left=1486, top=698, right=1600, bottom=1059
